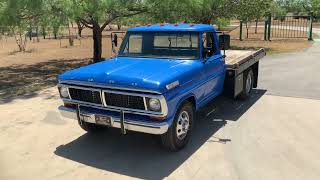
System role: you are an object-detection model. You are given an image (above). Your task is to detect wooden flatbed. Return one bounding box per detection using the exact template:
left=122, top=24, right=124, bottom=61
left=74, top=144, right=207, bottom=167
left=225, top=48, right=266, bottom=73
left=223, top=48, right=266, bottom=97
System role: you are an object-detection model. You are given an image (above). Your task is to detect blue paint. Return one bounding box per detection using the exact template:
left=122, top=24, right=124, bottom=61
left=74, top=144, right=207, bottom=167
left=59, top=24, right=227, bottom=128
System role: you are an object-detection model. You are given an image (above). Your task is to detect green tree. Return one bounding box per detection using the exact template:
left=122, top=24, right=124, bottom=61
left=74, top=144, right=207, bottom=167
left=0, top=0, right=43, bottom=51
left=236, top=0, right=272, bottom=38
left=68, top=0, right=149, bottom=62
left=302, top=0, right=320, bottom=17
left=143, top=0, right=191, bottom=23
left=188, top=0, right=237, bottom=24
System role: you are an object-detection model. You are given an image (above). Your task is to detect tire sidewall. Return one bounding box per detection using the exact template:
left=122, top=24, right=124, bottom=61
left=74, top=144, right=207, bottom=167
left=245, top=70, right=254, bottom=96
left=171, top=102, right=194, bottom=149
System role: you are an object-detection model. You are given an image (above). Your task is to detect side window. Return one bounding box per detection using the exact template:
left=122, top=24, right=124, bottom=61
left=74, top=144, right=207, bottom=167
left=202, top=32, right=215, bottom=57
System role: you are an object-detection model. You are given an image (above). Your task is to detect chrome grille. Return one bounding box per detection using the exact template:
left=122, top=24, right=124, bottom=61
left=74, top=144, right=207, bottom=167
left=104, top=92, right=145, bottom=110
left=68, top=88, right=101, bottom=104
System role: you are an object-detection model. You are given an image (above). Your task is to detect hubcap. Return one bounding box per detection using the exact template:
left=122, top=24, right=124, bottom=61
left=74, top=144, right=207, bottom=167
left=245, top=72, right=252, bottom=94
left=176, top=111, right=190, bottom=140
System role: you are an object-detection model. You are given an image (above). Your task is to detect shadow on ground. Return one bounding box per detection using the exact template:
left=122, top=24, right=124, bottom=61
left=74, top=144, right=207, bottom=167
left=0, top=58, right=90, bottom=104
left=55, top=89, right=266, bottom=179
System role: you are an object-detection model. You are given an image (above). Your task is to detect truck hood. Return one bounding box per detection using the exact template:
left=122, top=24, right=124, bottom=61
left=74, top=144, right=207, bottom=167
left=59, top=57, right=201, bottom=93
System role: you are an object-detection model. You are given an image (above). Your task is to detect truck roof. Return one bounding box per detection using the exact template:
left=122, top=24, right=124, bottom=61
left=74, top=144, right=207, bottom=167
left=128, top=23, right=216, bottom=32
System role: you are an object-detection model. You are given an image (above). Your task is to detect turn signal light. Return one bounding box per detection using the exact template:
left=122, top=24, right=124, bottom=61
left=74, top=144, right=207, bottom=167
left=64, top=102, right=76, bottom=108
left=151, top=116, right=167, bottom=121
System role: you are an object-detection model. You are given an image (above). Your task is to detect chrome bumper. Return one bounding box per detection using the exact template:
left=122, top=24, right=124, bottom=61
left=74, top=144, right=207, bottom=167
left=58, top=105, right=169, bottom=135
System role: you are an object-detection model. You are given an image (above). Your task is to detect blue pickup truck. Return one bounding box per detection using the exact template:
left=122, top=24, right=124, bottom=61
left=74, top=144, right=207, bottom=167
left=58, top=24, right=266, bottom=151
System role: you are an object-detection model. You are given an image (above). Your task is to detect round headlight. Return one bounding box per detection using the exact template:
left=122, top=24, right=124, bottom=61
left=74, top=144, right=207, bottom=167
left=59, top=86, right=69, bottom=98
left=148, top=98, right=161, bottom=111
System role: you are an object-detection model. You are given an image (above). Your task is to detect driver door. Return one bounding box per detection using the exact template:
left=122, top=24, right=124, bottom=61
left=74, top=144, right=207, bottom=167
left=199, top=32, right=225, bottom=103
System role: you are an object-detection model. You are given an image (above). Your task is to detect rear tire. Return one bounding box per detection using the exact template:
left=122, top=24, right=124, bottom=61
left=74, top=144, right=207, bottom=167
left=160, top=101, right=194, bottom=151
left=238, top=69, right=254, bottom=100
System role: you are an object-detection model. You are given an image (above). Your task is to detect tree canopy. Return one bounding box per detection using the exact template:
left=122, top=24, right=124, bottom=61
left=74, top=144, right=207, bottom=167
left=0, top=0, right=317, bottom=60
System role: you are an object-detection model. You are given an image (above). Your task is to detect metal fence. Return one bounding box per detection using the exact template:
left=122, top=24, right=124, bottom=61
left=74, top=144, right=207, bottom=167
left=270, top=16, right=311, bottom=39
left=237, top=15, right=314, bottom=41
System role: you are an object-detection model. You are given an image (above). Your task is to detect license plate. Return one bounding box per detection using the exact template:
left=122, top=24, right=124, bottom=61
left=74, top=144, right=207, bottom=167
left=95, top=115, right=112, bottom=126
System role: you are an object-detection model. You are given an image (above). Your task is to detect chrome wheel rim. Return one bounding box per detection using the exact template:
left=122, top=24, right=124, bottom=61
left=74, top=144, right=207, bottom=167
left=176, top=111, right=190, bottom=140
left=245, top=72, right=252, bottom=94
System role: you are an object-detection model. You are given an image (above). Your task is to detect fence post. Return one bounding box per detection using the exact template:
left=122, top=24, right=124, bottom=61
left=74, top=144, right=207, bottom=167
left=239, top=20, right=243, bottom=41
left=308, top=13, right=313, bottom=41
left=264, top=16, right=268, bottom=41
left=267, top=14, right=272, bottom=41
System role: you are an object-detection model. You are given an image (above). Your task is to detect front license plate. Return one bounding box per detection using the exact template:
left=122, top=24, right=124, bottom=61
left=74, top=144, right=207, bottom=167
left=95, top=115, right=112, bottom=126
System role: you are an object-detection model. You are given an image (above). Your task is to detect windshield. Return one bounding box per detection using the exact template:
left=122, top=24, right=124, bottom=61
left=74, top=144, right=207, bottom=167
left=118, top=32, right=199, bottom=59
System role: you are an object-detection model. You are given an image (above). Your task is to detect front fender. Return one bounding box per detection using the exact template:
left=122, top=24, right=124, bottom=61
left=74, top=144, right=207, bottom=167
left=164, top=90, right=196, bottom=126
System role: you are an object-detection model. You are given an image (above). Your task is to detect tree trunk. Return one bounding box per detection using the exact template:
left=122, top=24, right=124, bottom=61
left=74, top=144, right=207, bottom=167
left=255, top=18, right=258, bottom=34
left=14, top=29, right=26, bottom=52
left=28, top=25, right=32, bottom=41
left=42, top=26, right=46, bottom=39
left=246, top=22, right=249, bottom=38
left=78, top=28, right=82, bottom=37
left=92, top=24, right=102, bottom=63
left=36, top=26, right=40, bottom=42
left=67, top=23, right=74, bottom=46
left=75, top=20, right=83, bottom=37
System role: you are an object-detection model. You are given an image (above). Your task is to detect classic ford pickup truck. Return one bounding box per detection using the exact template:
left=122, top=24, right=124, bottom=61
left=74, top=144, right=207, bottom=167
left=58, top=24, right=266, bottom=151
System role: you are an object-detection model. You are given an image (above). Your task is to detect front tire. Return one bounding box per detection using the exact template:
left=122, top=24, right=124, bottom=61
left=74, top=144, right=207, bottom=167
left=161, top=101, right=194, bottom=151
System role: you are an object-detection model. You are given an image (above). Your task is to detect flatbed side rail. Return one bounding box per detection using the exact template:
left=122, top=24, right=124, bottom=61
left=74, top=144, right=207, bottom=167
left=228, top=48, right=266, bottom=74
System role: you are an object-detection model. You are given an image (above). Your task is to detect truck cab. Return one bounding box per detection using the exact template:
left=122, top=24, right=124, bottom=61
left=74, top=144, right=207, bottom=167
left=58, top=24, right=265, bottom=151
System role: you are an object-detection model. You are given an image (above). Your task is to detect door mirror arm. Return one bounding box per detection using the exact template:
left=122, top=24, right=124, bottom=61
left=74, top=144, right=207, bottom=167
left=202, top=49, right=208, bottom=63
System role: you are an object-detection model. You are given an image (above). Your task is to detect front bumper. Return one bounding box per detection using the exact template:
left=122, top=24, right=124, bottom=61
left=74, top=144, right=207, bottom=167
left=58, top=105, right=169, bottom=135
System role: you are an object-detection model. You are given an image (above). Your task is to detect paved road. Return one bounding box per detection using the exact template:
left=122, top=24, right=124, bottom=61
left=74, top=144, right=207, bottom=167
left=259, top=42, right=320, bottom=100
left=1, top=37, right=320, bottom=180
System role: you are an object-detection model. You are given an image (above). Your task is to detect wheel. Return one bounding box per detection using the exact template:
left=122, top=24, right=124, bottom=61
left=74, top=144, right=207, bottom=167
left=238, top=69, right=254, bottom=100
left=161, top=101, right=194, bottom=151
left=78, top=119, right=104, bottom=133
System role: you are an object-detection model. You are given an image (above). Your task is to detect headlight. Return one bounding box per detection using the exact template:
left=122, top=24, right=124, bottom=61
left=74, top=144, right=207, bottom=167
left=147, top=98, right=161, bottom=112
left=59, top=86, right=69, bottom=98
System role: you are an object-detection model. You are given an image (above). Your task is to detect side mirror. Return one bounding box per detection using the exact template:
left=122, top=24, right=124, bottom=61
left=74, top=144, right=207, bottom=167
left=219, top=34, right=230, bottom=50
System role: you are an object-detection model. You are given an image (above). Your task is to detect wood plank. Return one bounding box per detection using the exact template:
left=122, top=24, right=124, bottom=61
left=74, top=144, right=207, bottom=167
left=224, top=49, right=265, bottom=69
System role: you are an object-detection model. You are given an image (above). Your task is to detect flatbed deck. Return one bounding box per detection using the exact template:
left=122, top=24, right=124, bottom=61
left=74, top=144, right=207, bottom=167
left=223, top=48, right=266, bottom=97
left=224, top=48, right=266, bottom=70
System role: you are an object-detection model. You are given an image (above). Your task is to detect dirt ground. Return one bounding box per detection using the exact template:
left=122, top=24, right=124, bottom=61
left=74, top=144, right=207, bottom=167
left=0, top=29, right=124, bottom=101
left=0, top=29, right=125, bottom=68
